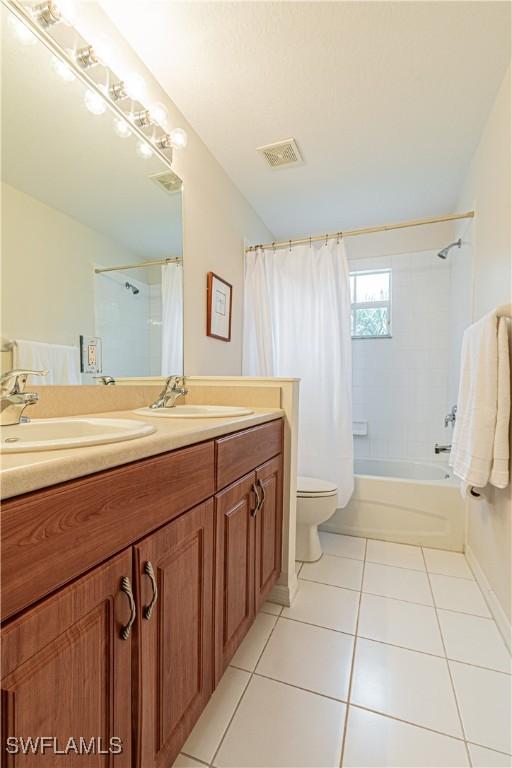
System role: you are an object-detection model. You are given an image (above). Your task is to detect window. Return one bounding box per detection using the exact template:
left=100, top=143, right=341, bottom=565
left=350, top=268, right=391, bottom=338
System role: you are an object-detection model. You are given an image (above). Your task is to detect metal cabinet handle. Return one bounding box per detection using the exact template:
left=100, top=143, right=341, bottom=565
left=257, top=478, right=266, bottom=508
left=120, top=576, right=136, bottom=640
left=251, top=482, right=261, bottom=517
left=143, top=561, right=158, bottom=620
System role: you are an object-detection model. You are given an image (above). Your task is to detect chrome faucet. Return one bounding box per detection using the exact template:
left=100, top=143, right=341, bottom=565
left=0, top=368, right=48, bottom=426
left=94, top=375, right=116, bottom=385
left=150, top=375, right=188, bottom=409
left=435, top=443, right=452, bottom=455
left=444, top=404, right=457, bottom=428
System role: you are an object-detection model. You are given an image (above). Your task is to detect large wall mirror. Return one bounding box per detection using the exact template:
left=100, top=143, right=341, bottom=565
left=1, top=4, right=184, bottom=383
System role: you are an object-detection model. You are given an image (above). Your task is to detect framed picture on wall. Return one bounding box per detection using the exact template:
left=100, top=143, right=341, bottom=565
left=207, top=272, right=232, bottom=341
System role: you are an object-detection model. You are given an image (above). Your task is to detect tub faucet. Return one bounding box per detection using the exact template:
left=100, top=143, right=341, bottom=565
left=434, top=443, right=452, bottom=455
left=0, top=368, right=48, bottom=426
left=150, top=375, right=188, bottom=409
left=444, top=405, right=457, bottom=428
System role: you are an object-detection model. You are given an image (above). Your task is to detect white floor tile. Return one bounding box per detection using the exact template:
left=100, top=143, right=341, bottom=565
left=183, top=667, right=250, bottom=764
left=173, top=755, right=207, bottom=768
left=282, top=579, right=359, bottom=634
left=343, top=706, right=469, bottom=767
left=423, top=548, right=473, bottom=579
left=260, top=601, right=282, bottom=616
left=230, top=612, right=277, bottom=671
left=449, top=661, right=512, bottom=754
left=256, top=617, right=354, bottom=701
left=363, top=562, right=433, bottom=605
left=438, top=610, right=511, bottom=673
left=214, top=675, right=345, bottom=767
left=351, top=638, right=462, bottom=737
left=366, top=539, right=425, bottom=571
left=300, top=554, right=363, bottom=590
left=319, top=531, right=366, bottom=560
left=430, top=574, right=491, bottom=617
left=358, top=593, right=444, bottom=655
left=468, top=744, right=512, bottom=767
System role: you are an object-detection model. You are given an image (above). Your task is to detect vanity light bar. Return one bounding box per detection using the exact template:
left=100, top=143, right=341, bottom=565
left=4, top=0, right=188, bottom=170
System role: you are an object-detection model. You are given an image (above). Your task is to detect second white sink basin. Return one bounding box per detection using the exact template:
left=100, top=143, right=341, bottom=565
left=0, top=417, right=156, bottom=453
left=134, top=405, right=254, bottom=419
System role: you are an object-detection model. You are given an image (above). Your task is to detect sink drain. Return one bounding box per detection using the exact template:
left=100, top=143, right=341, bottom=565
left=4, top=436, right=20, bottom=443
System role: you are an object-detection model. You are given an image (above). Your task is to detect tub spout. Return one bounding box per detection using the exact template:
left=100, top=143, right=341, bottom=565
left=434, top=443, right=452, bottom=454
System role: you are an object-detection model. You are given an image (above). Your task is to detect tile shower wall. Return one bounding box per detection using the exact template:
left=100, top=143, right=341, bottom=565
left=350, top=250, right=455, bottom=462
left=95, top=271, right=161, bottom=377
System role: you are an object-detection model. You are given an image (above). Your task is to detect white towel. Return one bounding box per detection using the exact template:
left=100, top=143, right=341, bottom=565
left=450, top=305, right=511, bottom=489
left=14, top=340, right=81, bottom=385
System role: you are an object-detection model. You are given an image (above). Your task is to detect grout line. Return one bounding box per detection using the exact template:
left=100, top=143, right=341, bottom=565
left=339, top=538, right=368, bottom=767
left=299, top=573, right=493, bottom=619
left=251, top=669, right=349, bottom=705
left=465, top=741, right=512, bottom=759
left=210, top=612, right=281, bottom=767
left=179, top=752, right=211, bottom=767
left=420, top=547, right=474, bottom=768
left=348, top=703, right=471, bottom=746
left=277, top=614, right=357, bottom=638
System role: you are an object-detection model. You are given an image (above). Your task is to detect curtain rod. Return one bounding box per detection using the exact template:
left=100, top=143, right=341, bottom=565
left=245, top=211, right=475, bottom=253
left=94, top=256, right=183, bottom=274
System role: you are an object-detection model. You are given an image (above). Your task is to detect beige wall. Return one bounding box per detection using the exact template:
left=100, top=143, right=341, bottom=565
left=456, top=65, right=511, bottom=631
left=1, top=182, right=141, bottom=347
left=74, top=3, right=274, bottom=377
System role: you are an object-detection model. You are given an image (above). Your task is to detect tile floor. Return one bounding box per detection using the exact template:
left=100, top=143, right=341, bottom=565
left=175, top=533, right=511, bottom=768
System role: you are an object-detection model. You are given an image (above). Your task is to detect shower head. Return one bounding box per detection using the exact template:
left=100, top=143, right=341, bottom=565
left=125, top=281, right=140, bottom=295
left=437, top=238, right=462, bottom=260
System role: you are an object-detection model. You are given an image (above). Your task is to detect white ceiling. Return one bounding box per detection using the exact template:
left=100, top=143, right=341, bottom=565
left=100, top=1, right=510, bottom=240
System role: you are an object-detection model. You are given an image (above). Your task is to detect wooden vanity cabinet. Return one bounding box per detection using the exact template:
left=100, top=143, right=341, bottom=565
left=134, top=500, right=214, bottom=768
left=1, top=549, right=134, bottom=766
left=0, top=418, right=283, bottom=767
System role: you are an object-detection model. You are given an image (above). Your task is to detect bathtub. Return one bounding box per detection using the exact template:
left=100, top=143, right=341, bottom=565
left=321, top=458, right=465, bottom=551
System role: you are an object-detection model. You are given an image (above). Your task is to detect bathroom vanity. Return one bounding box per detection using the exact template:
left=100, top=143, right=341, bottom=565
left=1, top=416, right=283, bottom=767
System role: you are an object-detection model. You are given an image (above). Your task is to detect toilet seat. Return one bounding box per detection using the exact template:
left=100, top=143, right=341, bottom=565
left=297, top=475, right=338, bottom=498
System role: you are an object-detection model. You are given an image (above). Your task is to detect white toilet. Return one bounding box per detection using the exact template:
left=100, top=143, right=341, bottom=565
left=296, top=476, right=338, bottom=562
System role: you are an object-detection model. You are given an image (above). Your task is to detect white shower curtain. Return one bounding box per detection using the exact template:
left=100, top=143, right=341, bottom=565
left=161, top=262, right=183, bottom=374
left=243, top=240, right=354, bottom=507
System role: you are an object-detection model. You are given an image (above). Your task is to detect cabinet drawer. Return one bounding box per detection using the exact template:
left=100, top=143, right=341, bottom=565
left=1, top=441, right=215, bottom=621
left=215, top=419, right=283, bottom=491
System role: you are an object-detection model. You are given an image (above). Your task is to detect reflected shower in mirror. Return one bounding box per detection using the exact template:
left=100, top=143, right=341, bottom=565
left=1, top=5, right=183, bottom=383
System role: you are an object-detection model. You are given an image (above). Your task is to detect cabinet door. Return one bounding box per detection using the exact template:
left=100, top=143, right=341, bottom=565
left=255, top=455, right=283, bottom=612
left=1, top=549, right=133, bottom=767
left=135, top=500, right=214, bottom=768
left=214, top=473, right=256, bottom=682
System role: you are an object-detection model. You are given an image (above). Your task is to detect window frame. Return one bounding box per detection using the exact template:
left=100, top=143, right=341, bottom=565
left=350, top=267, right=392, bottom=340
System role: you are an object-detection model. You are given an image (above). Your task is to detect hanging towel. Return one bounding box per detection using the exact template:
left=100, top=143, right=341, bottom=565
left=449, top=304, right=511, bottom=489
left=14, top=340, right=81, bottom=385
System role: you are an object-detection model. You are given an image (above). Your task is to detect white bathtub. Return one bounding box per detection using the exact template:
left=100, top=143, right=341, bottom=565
left=321, top=458, right=465, bottom=551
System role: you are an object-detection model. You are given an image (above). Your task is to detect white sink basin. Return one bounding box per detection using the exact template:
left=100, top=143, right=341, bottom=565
left=133, top=405, right=254, bottom=419
left=0, top=417, right=156, bottom=453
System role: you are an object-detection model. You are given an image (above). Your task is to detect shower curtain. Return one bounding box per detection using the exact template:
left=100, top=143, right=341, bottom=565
left=243, top=240, right=354, bottom=507
left=161, top=262, right=183, bottom=374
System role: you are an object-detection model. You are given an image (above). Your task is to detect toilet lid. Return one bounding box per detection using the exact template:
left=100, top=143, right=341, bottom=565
left=297, top=475, right=338, bottom=497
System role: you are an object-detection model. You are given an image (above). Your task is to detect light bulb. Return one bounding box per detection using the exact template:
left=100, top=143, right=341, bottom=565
left=148, top=102, right=168, bottom=127
left=136, top=141, right=154, bottom=159
left=169, top=127, right=188, bottom=149
left=84, top=89, right=107, bottom=116
left=51, top=54, right=75, bottom=82
left=123, top=73, right=145, bottom=102
left=8, top=15, right=36, bottom=44
left=114, top=118, right=131, bottom=139
left=90, top=35, right=116, bottom=70
left=54, top=0, right=77, bottom=25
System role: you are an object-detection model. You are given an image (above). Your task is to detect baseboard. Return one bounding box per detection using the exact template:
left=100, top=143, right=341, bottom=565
left=465, top=544, right=512, bottom=653
left=268, top=573, right=299, bottom=607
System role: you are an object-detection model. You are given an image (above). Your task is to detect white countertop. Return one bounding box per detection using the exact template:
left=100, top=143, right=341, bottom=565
left=0, top=408, right=283, bottom=500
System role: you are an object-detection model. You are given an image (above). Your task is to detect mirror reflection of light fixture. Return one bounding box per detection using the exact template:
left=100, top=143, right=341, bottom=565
left=156, top=134, right=172, bottom=151
left=114, top=117, right=131, bottom=138
left=109, top=81, right=127, bottom=101
left=136, top=141, right=154, bottom=159
left=148, top=103, right=168, bottom=127
left=133, top=109, right=153, bottom=128
left=34, top=0, right=77, bottom=26
left=51, top=54, right=75, bottom=82
left=84, top=89, right=107, bottom=116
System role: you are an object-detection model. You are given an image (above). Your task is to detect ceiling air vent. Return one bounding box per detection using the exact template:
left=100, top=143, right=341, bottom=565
left=257, top=138, right=303, bottom=169
left=149, top=170, right=183, bottom=195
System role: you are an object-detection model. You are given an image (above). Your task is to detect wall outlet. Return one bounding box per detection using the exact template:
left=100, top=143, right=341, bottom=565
left=80, top=335, right=102, bottom=374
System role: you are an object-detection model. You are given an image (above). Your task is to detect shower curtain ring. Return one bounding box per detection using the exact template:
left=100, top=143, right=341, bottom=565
left=309, top=236, right=312, bottom=249
left=289, top=240, right=292, bottom=252
left=325, top=234, right=328, bottom=247
left=272, top=241, right=276, bottom=252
